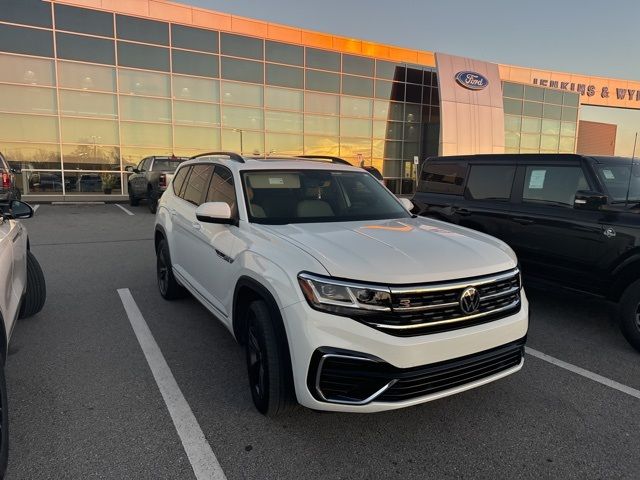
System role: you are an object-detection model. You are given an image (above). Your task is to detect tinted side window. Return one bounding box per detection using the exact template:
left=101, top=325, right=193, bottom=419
left=418, top=163, right=466, bottom=195
left=523, top=166, right=589, bottom=206
left=465, top=165, right=516, bottom=200
left=182, top=164, right=214, bottom=206
left=172, top=165, right=189, bottom=196
left=205, top=166, right=238, bottom=217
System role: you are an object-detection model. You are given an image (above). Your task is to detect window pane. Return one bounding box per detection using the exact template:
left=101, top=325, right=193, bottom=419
left=120, top=122, right=172, bottom=148
left=340, top=118, right=371, bottom=137
left=405, top=104, right=420, bottom=123
left=561, top=122, right=577, bottom=137
left=375, top=80, right=393, bottom=100
left=172, top=165, right=189, bottom=195
left=404, top=123, right=419, bottom=142
left=173, top=75, right=219, bottom=102
left=405, top=83, right=421, bottom=103
left=265, top=87, right=303, bottom=111
left=116, top=15, right=168, bottom=45
left=0, top=24, right=53, bottom=57
left=0, top=142, right=61, bottom=169
left=220, top=57, right=263, bottom=83
left=503, top=82, right=524, bottom=99
left=304, top=115, right=339, bottom=136
left=563, top=92, right=580, bottom=107
left=559, top=136, right=575, bottom=152
left=221, top=81, right=263, bottom=107
left=171, top=24, right=218, bottom=53
left=522, top=117, right=541, bottom=134
left=59, top=90, right=117, bottom=118
left=121, top=147, right=172, bottom=167
left=220, top=33, right=263, bottom=60
left=520, top=133, right=540, bottom=150
left=117, top=42, right=169, bottom=71
left=373, top=100, right=390, bottom=119
left=206, top=167, right=237, bottom=217
left=342, top=75, right=373, bottom=97
left=0, top=54, right=55, bottom=86
left=57, top=33, right=115, bottom=65
left=381, top=139, right=402, bottom=159
left=61, top=117, right=118, bottom=145
left=0, top=113, right=58, bottom=143
left=523, top=166, right=587, bottom=205
left=306, top=48, right=340, bottom=71
left=55, top=4, right=113, bottom=37
left=174, top=101, right=220, bottom=126
left=61, top=145, right=120, bottom=172
left=58, top=62, right=116, bottom=92
left=306, top=70, right=340, bottom=93
left=265, top=110, right=302, bottom=133
left=523, top=101, right=543, bottom=117
left=0, top=0, right=51, bottom=27
left=0, top=85, right=56, bottom=114
left=172, top=50, right=218, bottom=78
left=406, top=68, right=422, bottom=85
left=304, top=135, right=339, bottom=155
left=465, top=165, right=515, bottom=200
left=375, top=61, right=403, bottom=80
left=543, top=103, right=562, bottom=120
left=266, top=133, right=303, bottom=155
left=544, top=89, right=563, bottom=105
left=304, top=92, right=339, bottom=115
left=339, top=137, right=371, bottom=159
left=174, top=126, right=220, bottom=150
left=541, top=119, right=560, bottom=135
left=118, top=69, right=170, bottom=97
left=183, top=164, right=214, bottom=205
left=524, top=86, right=544, bottom=102
left=388, top=102, right=404, bottom=121
left=504, top=114, right=522, bottom=132
left=540, top=134, right=559, bottom=151
left=505, top=131, right=520, bottom=149
left=265, top=41, right=303, bottom=66
left=503, top=98, right=522, bottom=115
left=417, top=163, right=466, bottom=194
left=380, top=121, right=403, bottom=140
left=221, top=129, right=263, bottom=154
left=342, top=54, right=374, bottom=77
left=341, top=96, right=372, bottom=118
left=562, top=107, right=578, bottom=122
left=266, top=63, right=303, bottom=89
left=119, top=96, right=171, bottom=122
left=221, top=106, right=263, bottom=130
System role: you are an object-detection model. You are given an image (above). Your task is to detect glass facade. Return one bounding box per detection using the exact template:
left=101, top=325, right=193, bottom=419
left=0, top=0, right=439, bottom=195
left=503, top=82, right=579, bottom=155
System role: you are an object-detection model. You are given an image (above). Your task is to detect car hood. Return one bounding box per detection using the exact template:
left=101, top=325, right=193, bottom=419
left=260, top=217, right=517, bottom=284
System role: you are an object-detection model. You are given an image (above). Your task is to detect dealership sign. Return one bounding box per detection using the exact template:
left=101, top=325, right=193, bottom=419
left=455, top=71, right=489, bottom=90
left=533, top=77, right=640, bottom=102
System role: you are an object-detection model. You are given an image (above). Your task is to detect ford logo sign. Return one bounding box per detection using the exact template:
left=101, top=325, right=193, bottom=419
left=455, top=71, right=489, bottom=90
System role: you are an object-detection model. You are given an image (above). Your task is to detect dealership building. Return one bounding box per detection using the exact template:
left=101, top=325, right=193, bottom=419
left=1, top=0, right=639, bottom=199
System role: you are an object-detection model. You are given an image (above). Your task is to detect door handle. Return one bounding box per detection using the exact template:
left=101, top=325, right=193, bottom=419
left=455, top=208, right=472, bottom=216
left=192, top=222, right=201, bottom=230
left=168, top=208, right=176, bottom=216
left=513, top=217, right=534, bottom=225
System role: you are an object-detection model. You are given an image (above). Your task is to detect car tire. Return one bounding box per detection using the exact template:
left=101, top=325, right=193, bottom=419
left=0, top=360, right=9, bottom=479
left=148, top=188, right=158, bottom=214
left=128, top=186, right=139, bottom=206
left=245, top=300, right=296, bottom=417
left=619, top=279, right=640, bottom=352
left=157, top=239, right=185, bottom=300
left=18, top=250, right=46, bottom=319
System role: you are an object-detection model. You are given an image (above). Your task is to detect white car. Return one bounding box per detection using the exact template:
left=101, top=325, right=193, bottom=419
left=154, top=153, right=528, bottom=416
left=0, top=200, right=46, bottom=476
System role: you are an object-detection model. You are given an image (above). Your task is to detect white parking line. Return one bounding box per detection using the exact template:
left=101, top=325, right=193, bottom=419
left=117, top=288, right=227, bottom=480
left=115, top=204, right=135, bottom=216
left=33, top=204, right=40, bottom=212
left=526, top=347, right=640, bottom=400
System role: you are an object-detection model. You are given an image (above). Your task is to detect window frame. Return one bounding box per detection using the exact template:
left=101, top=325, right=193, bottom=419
left=516, top=162, right=592, bottom=208
left=204, top=164, right=239, bottom=220
left=180, top=163, right=214, bottom=206
left=463, top=164, right=517, bottom=202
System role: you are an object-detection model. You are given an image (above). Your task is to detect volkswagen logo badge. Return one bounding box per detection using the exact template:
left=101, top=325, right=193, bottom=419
left=460, top=287, right=481, bottom=314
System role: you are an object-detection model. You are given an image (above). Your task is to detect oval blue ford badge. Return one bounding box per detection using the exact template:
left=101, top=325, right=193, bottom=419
left=455, top=71, right=489, bottom=90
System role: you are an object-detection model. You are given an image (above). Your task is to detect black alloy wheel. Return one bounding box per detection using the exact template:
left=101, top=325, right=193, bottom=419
left=148, top=188, right=158, bottom=214
left=156, top=240, right=184, bottom=300
left=247, top=317, right=266, bottom=402
left=128, top=185, right=139, bottom=206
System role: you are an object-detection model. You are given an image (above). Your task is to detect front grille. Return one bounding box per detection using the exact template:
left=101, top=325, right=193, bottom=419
left=309, top=338, right=526, bottom=405
left=359, top=268, right=521, bottom=337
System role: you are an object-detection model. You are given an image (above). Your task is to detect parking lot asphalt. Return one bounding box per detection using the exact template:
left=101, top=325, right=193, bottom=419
left=5, top=203, right=640, bottom=479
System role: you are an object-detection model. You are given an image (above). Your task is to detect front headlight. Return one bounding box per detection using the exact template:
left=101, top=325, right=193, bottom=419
left=297, top=272, right=392, bottom=314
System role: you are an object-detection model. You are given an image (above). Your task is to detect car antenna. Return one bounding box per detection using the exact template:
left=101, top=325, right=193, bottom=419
left=625, top=132, right=638, bottom=206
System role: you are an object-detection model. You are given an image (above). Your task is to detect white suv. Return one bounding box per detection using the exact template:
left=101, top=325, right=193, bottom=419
left=154, top=153, right=528, bottom=416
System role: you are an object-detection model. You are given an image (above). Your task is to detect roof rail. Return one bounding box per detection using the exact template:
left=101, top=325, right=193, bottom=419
left=190, top=151, right=245, bottom=163
left=297, top=155, right=352, bottom=165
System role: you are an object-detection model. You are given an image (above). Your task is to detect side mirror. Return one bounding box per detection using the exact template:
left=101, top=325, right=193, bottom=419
left=399, top=197, right=414, bottom=211
left=0, top=200, right=33, bottom=219
left=195, top=202, right=234, bottom=225
left=124, top=166, right=133, bottom=173
left=574, top=190, right=607, bottom=210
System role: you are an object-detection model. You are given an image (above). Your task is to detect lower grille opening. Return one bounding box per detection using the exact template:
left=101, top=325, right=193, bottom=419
left=308, top=338, right=525, bottom=405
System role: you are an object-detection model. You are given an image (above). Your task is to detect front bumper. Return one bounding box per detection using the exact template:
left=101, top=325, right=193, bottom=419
left=281, top=289, right=529, bottom=413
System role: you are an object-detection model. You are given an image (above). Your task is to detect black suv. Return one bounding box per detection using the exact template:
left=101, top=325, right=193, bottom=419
left=412, top=153, right=640, bottom=351
left=0, top=152, right=21, bottom=202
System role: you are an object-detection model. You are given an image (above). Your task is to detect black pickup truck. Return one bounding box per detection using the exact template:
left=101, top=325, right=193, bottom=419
left=412, top=153, right=640, bottom=352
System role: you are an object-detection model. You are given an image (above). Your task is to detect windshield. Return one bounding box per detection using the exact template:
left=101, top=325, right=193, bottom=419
left=241, top=169, right=410, bottom=224
left=596, top=164, right=640, bottom=202
left=153, top=159, right=185, bottom=171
